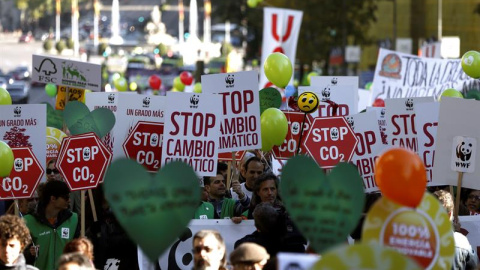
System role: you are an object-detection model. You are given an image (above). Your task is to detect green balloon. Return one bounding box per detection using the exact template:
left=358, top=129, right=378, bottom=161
left=365, top=82, right=373, bottom=90
left=0, top=141, right=14, bottom=177
left=103, top=159, right=200, bottom=262
left=259, top=87, right=282, bottom=114
left=247, top=0, right=257, bottom=8
left=264, top=52, right=293, bottom=88
left=193, top=82, right=202, bottom=93
left=260, top=108, right=288, bottom=146
left=466, top=89, right=480, bottom=100
left=461, top=51, right=480, bottom=79
left=45, top=83, right=57, bottom=97
left=0, top=87, right=12, bottom=105
left=64, top=101, right=116, bottom=138
left=113, top=77, right=128, bottom=92
left=439, top=88, right=463, bottom=101
left=280, top=155, right=365, bottom=253
left=173, top=77, right=185, bottom=91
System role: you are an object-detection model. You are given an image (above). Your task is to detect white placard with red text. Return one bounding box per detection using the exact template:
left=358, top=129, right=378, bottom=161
left=310, top=76, right=358, bottom=88
left=433, top=98, right=480, bottom=189
left=85, top=92, right=119, bottom=154
left=161, top=92, right=221, bottom=176
left=0, top=104, right=46, bottom=178
left=414, top=102, right=440, bottom=185
left=347, top=112, right=386, bottom=193
left=259, top=8, right=303, bottom=89
left=366, top=107, right=388, bottom=145
left=112, top=94, right=166, bottom=160
left=299, top=84, right=358, bottom=117
left=384, top=97, right=433, bottom=153
left=201, top=71, right=262, bottom=152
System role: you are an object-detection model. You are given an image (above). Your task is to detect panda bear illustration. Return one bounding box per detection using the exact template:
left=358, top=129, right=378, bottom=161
left=456, top=141, right=473, bottom=161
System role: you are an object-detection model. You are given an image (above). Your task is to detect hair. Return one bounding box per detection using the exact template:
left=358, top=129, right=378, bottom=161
left=47, top=158, right=57, bottom=168
left=253, top=202, right=286, bottom=236
left=203, top=173, right=224, bottom=186
left=243, top=156, right=264, bottom=171
left=433, top=189, right=454, bottom=215
left=0, top=214, right=31, bottom=250
left=63, top=237, right=94, bottom=261
left=37, top=180, right=70, bottom=216
left=57, top=252, right=94, bottom=269
left=193, top=230, right=226, bottom=267
left=217, top=162, right=228, bottom=174
left=250, top=173, right=282, bottom=210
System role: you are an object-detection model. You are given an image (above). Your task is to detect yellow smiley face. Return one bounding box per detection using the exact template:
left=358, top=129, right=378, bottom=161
left=297, top=92, right=319, bottom=114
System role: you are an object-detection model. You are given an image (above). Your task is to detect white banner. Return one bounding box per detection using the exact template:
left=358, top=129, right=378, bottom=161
left=458, top=215, right=480, bottom=263
left=414, top=102, right=440, bottom=185
left=161, top=92, right=221, bottom=176
left=138, top=220, right=256, bottom=270
left=201, top=71, right=262, bottom=152
left=260, top=7, right=303, bottom=89
left=371, top=49, right=479, bottom=102
left=85, top=92, right=119, bottom=154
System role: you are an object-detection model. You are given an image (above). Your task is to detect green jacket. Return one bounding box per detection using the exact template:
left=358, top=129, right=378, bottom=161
left=194, top=202, right=214, bottom=219
left=24, top=210, right=78, bottom=270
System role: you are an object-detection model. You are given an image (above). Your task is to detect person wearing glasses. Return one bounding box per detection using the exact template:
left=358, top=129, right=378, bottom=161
left=463, top=189, right=480, bottom=215
left=46, top=159, right=62, bottom=182
left=192, top=230, right=227, bottom=270
left=23, top=180, right=79, bottom=270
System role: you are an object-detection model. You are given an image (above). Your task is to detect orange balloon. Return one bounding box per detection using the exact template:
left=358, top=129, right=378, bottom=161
left=374, top=148, right=427, bottom=208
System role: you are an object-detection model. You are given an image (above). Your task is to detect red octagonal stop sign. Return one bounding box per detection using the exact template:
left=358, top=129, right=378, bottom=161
left=123, top=121, right=164, bottom=172
left=273, top=112, right=313, bottom=160
left=57, top=134, right=111, bottom=191
left=0, top=147, right=44, bottom=200
left=303, top=116, right=358, bottom=168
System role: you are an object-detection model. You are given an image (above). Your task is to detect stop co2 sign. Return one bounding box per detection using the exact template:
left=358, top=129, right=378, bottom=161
left=303, top=117, right=358, bottom=168
left=272, top=112, right=313, bottom=160
left=123, top=121, right=164, bottom=172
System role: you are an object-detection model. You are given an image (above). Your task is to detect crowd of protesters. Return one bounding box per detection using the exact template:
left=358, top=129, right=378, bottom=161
left=1, top=152, right=480, bottom=270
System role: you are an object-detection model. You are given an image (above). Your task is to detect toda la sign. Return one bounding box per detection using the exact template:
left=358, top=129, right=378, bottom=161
left=123, top=121, right=164, bottom=172
left=273, top=112, right=313, bottom=160
left=57, top=133, right=112, bottom=191
left=304, top=117, right=358, bottom=168
left=0, top=148, right=44, bottom=200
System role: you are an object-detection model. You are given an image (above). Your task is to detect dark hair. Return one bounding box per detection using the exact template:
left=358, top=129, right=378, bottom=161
left=38, top=180, right=70, bottom=211
left=243, top=156, right=264, bottom=171
left=250, top=173, right=282, bottom=210
left=0, top=214, right=31, bottom=250
left=217, top=162, right=228, bottom=173
left=63, top=237, right=94, bottom=261
left=253, top=203, right=286, bottom=236
left=203, top=173, right=225, bottom=186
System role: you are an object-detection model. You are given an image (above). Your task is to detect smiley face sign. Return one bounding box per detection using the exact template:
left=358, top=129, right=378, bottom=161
left=297, top=92, right=319, bottom=114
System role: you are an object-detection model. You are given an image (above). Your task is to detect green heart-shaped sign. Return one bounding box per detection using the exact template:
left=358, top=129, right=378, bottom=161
left=280, top=155, right=365, bottom=253
left=45, top=102, right=64, bottom=130
left=103, top=159, right=200, bottom=262
left=64, top=101, right=115, bottom=138
left=259, top=87, right=282, bottom=114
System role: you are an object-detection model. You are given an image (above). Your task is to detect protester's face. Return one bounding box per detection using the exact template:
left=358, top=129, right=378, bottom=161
left=258, top=179, right=277, bottom=204
left=207, top=175, right=226, bottom=199
left=0, top=237, right=22, bottom=265
left=53, top=194, right=71, bottom=210
left=243, top=161, right=264, bottom=189
left=466, top=190, right=480, bottom=213
left=46, top=162, right=61, bottom=181
left=193, top=235, right=225, bottom=270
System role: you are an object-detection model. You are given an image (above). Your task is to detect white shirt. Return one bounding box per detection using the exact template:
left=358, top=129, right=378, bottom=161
left=230, top=182, right=253, bottom=201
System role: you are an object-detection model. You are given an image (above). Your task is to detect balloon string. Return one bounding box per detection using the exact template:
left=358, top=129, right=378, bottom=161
left=295, top=113, right=307, bottom=155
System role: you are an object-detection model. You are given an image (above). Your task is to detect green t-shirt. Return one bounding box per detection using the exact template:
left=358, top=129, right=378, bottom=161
left=194, top=202, right=214, bottom=219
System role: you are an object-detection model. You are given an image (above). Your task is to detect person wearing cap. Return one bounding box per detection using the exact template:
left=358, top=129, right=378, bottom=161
left=229, top=243, right=270, bottom=270
left=230, top=156, right=265, bottom=202
left=193, top=230, right=227, bottom=270
left=23, top=180, right=79, bottom=270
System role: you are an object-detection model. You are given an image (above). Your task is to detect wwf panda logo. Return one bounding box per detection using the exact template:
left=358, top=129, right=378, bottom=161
left=321, top=87, right=331, bottom=101
left=405, top=99, right=414, bottom=110
left=225, top=74, right=234, bottom=87
left=456, top=142, right=473, bottom=161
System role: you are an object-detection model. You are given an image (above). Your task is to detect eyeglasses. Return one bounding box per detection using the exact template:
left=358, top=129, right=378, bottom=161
left=47, top=168, right=59, bottom=174
left=468, top=195, right=480, bottom=201
left=193, top=246, right=214, bottom=254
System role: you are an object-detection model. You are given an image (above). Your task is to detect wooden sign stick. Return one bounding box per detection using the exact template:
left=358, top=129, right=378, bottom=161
left=454, top=172, right=464, bottom=222
left=80, top=190, right=85, bottom=237
left=87, top=189, right=98, bottom=222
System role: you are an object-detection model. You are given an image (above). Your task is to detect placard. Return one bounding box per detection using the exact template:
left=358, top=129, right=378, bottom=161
left=55, top=86, right=85, bottom=110
left=367, top=106, right=388, bottom=145
left=161, top=92, right=221, bottom=176
left=201, top=71, right=262, bottom=152
left=299, top=84, right=358, bottom=117
left=85, top=92, right=119, bottom=154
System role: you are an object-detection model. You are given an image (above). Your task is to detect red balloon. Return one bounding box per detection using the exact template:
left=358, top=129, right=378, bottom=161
left=179, top=71, right=193, bottom=86
left=375, top=148, right=427, bottom=208
left=149, top=75, right=162, bottom=90
left=372, top=98, right=385, bottom=107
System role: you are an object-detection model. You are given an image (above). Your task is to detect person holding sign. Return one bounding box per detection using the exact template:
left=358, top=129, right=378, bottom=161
left=204, top=173, right=250, bottom=223
left=433, top=190, right=478, bottom=270
left=231, top=157, right=265, bottom=202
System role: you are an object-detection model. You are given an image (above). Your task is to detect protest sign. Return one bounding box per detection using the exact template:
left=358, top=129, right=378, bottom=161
left=260, top=8, right=303, bottom=88
left=0, top=104, right=46, bottom=180
left=202, top=71, right=262, bottom=152
left=433, top=98, right=480, bottom=189
left=46, top=127, right=67, bottom=165
left=347, top=112, right=386, bottom=193
left=384, top=97, right=433, bottom=153
left=161, top=92, right=221, bottom=176
left=371, top=48, right=479, bottom=102
left=310, top=76, right=359, bottom=88
left=32, top=54, right=102, bottom=91
left=85, top=92, right=119, bottom=154
left=138, top=220, right=256, bottom=270
left=367, top=107, right=388, bottom=145
left=299, top=84, right=358, bottom=117
left=55, top=85, right=85, bottom=110
left=458, top=215, right=480, bottom=262
left=414, top=102, right=440, bottom=184
left=112, top=94, right=166, bottom=163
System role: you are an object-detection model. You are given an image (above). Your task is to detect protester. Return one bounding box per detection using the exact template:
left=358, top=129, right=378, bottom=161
left=6, top=194, right=38, bottom=216
left=433, top=190, right=478, bottom=270
left=57, top=253, right=95, bottom=270
left=230, top=243, right=270, bottom=270
left=230, top=157, right=264, bottom=201
left=63, top=237, right=94, bottom=263
left=204, top=173, right=250, bottom=223
left=46, top=159, right=62, bottom=182
left=243, top=173, right=283, bottom=219
left=462, top=189, right=480, bottom=215
left=193, top=230, right=227, bottom=270
left=23, top=180, right=79, bottom=270
left=0, top=214, right=38, bottom=269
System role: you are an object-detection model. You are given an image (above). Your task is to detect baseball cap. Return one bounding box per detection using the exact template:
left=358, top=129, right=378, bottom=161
left=230, top=243, right=270, bottom=265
